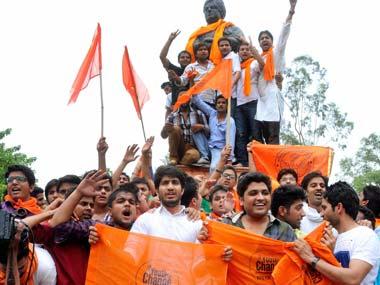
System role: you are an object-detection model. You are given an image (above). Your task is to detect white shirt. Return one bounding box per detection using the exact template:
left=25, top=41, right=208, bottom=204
left=131, top=205, right=202, bottom=243
left=34, top=245, right=57, bottom=285
left=180, top=60, right=215, bottom=104
left=236, top=59, right=260, bottom=106
left=255, top=22, right=291, bottom=122
left=223, top=51, right=241, bottom=99
left=300, top=202, right=323, bottom=234
left=165, top=93, right=172, bottom=109
left=334, top=226, right=380, bottom=285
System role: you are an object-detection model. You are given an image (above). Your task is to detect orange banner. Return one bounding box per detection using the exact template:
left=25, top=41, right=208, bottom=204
left=206, top=220, right=290, bottom=285
left=86, top=224, right=227, bottom=285
left=251, top=142, right=334, bottom=184
left=173, top=59, right=232, bottom=111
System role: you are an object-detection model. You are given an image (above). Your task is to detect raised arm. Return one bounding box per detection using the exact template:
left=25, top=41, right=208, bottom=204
left=191, top=95, right=214, bottom=117
left=247, top=141, right=257, bottom=172
left=140, top=136, right=156, bottom=195
left=160, top=30, right=181, bottom=69
left=286, top=0, right=297, bottom=23
left=49, top=171, right=108, bottom=227
left=97, top=137, right=108, bottom=171
left=209, top=145, right=232, bottom=180
left=111, top=144, right=139, bottom=189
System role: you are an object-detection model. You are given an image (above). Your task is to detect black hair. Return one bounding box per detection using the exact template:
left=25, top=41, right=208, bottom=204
left=5, top=165, right=36, bottom=187
left=44, top=178, right=58, bottom=201
left=194, top=41, right=209, bottom=54
left=209, top=184, right=228, bottom=202
left=177, top=50, right=191, bottom=61
left=107, top=183, right=139, bottom=208
left=31, top=186, right=44, bottom=197
left=217, top=36, right=231, bottom=46
left=56, top=174, right=81, bottom=192
left=362, top=185, right=380, bottom=218
left=82, top=170, right=112, bottom=187
left=154, top=165, right=186, bottom=189
left=181, top=176, right=199, bottom=207
left=258, top=30, right=273, bottom=41
left=301, top=171, right=328, bottom=191
left=271, top=185, right=306, bottom=217
left=237, top=172, right=272, bottom=198
left=324, top=181, right=359, bottom=220
left=277, top=168, right=298, bottom=183
left=222, top=165, right=237, bottom=180
left=357, top=206, right=376, bottom=229
left=161, top=82, right=172, bottom=89
left=131, top=177, right=149, bottom=187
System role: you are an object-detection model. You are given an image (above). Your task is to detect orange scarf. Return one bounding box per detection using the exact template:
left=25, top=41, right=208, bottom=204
left=240, top=58, right=254, bottom=96
left=262, top=47, right=275, bottom=81
left=376, top=218, right=380, bottom=228
left=0, top=244, right=38, bottom=285
left=4, top=195, right=42, bottom=215
left=185, top=19, right=233, bottom=65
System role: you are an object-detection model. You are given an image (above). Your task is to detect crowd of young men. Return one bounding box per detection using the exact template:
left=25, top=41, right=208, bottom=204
left=160, top=0, right=296, bottom=168
left=1, top=136, right=379, bottom=284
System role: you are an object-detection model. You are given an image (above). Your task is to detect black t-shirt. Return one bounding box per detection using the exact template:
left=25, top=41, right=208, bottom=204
left=167, top=62, right=189, bottom=106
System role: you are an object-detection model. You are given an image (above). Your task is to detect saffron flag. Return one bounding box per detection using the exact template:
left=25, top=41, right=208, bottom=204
left=173, top=59, right=232, bottom=111
left=206, top=220, right=291, bottom=285
left=86, top=224, right=228, bottom=285
left=122, top=46, right=150, bottom=120
left=272, top=223, right=341, bottom=285
left=251, top=142, right=334, bottom=184
left=68, top=23, right=102, bottom=104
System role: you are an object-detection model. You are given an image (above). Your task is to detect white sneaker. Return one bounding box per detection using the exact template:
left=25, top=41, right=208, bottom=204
left=197, top=157, right=210, bottom=164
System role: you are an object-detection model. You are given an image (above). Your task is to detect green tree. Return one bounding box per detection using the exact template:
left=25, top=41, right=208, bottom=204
left=340, top=133, right=380, bottom=190
left=0, top=128, right=36, bottom=199
left=281, top=55, right=354, bottom=150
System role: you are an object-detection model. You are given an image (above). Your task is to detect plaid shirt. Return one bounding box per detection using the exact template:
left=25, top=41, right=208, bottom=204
left=166, top=106, right=209, bottom=145
left=223, top=212, right=296, bottom=242
left=54, top=219, right=96, bottom=243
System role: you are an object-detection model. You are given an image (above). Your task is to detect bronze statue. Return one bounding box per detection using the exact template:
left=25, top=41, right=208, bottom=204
left=185, top=0, right=245, bottom=64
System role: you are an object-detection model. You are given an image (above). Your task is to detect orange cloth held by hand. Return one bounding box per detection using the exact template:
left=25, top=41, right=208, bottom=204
left=272, top=222, right=341, bottom=285
left=4, top=195, right=42, bottom=215
left=262, top=47, right=275, bottom=81
left=240, top=58, right=255, bottom=96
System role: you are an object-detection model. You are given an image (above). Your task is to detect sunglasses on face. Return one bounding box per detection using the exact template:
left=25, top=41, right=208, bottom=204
left=6, top=176, right=27, bottom=184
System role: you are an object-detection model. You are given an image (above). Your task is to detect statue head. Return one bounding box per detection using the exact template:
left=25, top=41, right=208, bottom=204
left=203, top=0, right=226, bottom=24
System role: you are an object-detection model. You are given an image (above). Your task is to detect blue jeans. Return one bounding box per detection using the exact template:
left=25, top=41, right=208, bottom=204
left=192, top=131, right=210, bottom=159
left=210, top=147, right=222, bottom=172
left=234, top=100, right=258, bottom=166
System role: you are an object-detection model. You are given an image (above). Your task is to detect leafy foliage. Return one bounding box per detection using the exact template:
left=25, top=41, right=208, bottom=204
left=0, top=128, right=36, bottom=199
left=281, top=56, right=354, bottom=150
left=340, top=133, right=380, bottom=190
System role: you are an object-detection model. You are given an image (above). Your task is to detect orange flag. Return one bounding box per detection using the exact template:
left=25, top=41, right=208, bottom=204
left=272, top=223, right=341, bottom=285
left=122, top=45, right=150, bottom=120
left=86, top=224, right=228, bottom=285
left=251, top=142, right=334, bottom=184
left=68, top=23, right=102, bottom=104
left=173, top=59, right=232, bottom=111
left=206, top=220, right=291, bottom=285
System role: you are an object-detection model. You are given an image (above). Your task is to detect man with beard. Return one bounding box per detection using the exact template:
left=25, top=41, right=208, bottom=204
left=223, top=172, right=296, bottom=242
left=300, top=171, right=329, bottom=234
left=293, top=182, right=380, bottom=285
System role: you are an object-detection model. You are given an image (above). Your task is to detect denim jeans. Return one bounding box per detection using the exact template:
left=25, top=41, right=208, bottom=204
left=234, top=100, right=258, bottom=166
left=192, top=131, right=210, bottom=159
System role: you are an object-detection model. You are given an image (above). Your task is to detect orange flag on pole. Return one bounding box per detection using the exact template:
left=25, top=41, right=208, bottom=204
left=173, top=59, right=232, bottom=111
left=122, top=45, right=150, bottom=120
left=68, top=23, right=102, bottom=104
left=86, top=224, right=228, bottom=285
left=251, top=142, right=334, bottom=184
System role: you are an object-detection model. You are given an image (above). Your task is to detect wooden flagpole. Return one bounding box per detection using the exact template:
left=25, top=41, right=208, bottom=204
left=99, top=71, right=104, bottom=138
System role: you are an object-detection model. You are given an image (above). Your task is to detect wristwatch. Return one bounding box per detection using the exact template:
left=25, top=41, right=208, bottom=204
left=311, top=257, right=320, bottom=269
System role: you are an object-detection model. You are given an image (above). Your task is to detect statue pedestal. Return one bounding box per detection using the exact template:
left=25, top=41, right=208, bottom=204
left=176, top=164, right=248, bottom=178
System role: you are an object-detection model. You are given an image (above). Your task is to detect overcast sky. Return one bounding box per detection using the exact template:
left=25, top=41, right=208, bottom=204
left=0, top=0, right=379, bottom=187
